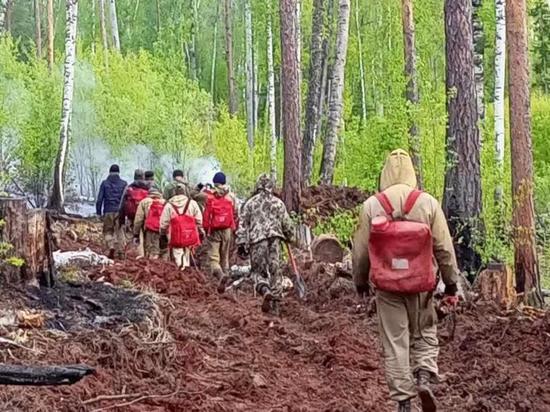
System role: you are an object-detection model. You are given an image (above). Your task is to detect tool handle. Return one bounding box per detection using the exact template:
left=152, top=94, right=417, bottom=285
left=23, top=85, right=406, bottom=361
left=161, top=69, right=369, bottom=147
left=286, top=242, right=298, bottom=274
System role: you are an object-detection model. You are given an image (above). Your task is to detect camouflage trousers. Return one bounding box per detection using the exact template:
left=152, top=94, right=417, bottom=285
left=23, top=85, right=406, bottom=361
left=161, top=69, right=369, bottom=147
left=250, top=238, right=283, bottom=297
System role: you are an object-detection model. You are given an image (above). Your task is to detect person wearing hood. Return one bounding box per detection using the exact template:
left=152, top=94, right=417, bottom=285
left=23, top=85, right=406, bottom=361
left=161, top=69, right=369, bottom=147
left=133, top=187, right=167, bottom=259
left=352, top=149, right=459, bottom=412
left=160, top=183, right=204, bottom=270
left=232, top=174, right=294, bottom=313
left=96, top=165, right=127, bottom=259
left=164, top=169, right=189, bottom=201
left=202, top=172, right=238, bottom=281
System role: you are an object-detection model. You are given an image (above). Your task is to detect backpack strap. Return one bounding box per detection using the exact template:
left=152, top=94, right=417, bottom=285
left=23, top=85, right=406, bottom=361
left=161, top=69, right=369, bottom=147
left=183, top=198, right=192, bottom=215
left=404, top=189, right=423, bottom=215
left=375, top=193, right=394, bottom=217
left=170, top=199, right=191, bottom=217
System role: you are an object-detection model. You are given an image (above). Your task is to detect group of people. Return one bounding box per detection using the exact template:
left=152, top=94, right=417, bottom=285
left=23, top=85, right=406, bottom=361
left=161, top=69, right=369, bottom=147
left=95, top=165, right=294, bottom=313
left=97, top=149, right=460, bottom=411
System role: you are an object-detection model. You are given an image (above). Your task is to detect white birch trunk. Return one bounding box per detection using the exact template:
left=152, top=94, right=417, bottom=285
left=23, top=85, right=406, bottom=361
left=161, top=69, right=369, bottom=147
left=245, top=0, right=254, bottom=148
left=0, top=0, right=8, bottom=33
left=99, top=0, right=109, bottom=66
left=254, top=59, right=259, bottom=130
left=47, top=0, right=54, bottom=69
left=355, top=0, right=367, bottom=123
left=267, top=1, right=277, bottom=182
left=320, top=0, right=350, bottom=185
left=48, top=0, right=78, bottom=211
left=108, top=0, right=120, bottom=52
left=494, top=0, right=506, bottom=201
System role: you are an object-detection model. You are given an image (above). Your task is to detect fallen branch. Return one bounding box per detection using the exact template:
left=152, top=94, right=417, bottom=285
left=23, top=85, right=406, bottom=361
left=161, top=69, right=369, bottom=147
left=0, top=337, right=41, bottom=354
left=82, top=393, right=142, bottom=405
left=0, top=364, right=95, bottom=385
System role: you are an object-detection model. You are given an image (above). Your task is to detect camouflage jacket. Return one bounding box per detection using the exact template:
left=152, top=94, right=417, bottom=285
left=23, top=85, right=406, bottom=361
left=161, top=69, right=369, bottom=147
left=236, top=191, right=294, bottom=245
left=163, top=179, right=189, bottom=201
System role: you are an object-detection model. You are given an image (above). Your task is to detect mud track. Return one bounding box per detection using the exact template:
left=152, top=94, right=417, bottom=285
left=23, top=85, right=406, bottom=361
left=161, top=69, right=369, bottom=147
left=0, top=243, right=549, bottom=410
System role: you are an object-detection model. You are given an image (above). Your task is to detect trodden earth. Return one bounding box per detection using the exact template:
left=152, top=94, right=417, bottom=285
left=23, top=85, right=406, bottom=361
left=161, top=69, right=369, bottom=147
left=0, top=218, right=549, bottom=412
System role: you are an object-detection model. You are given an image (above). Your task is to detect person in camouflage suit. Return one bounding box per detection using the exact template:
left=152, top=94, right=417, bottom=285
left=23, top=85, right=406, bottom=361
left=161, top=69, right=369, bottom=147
left=233, top=174, right=294, bottom=313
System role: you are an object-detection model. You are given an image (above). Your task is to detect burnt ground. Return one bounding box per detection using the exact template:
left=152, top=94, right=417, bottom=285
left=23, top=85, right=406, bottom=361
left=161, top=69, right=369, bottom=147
left=0, top=220, right=549, bottom=411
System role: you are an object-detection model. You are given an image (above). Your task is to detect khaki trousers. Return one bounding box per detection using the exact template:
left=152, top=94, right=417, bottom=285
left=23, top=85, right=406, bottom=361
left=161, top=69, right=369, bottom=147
left=172, top=248, right=191, bottom=270
left=205, top=229, right=232, bottom=276
left=376, top=290, right=439, bottom=402
left=103, top=213, right=124, bottom=253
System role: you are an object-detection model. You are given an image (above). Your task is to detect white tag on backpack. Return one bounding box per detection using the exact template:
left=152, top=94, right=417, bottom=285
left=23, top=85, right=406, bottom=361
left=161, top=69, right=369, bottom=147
left=392, top=258, right=409, bottom=270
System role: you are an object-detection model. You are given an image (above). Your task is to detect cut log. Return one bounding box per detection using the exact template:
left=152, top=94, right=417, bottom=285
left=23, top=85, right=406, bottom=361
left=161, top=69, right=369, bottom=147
left=474, top=262, right=516, bottom=308
left=0, top=364, right=94, bottom=386
left=311, top=234, right=345, bottom=264
left=0, top=197, right=28, bottom=282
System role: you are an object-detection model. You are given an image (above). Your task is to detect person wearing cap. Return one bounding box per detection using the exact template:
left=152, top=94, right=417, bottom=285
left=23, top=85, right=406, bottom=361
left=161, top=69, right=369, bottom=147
left=96, top=164, right=127, bottom=259
left=164, top=169, right=189, bottom=201
left=118, top=169, right=149, bottom=257
left=144, top=170, right=158, bottom=189
left=133, top=187, right=167, bottom=259
left=202, top=172, right=238, bottom=281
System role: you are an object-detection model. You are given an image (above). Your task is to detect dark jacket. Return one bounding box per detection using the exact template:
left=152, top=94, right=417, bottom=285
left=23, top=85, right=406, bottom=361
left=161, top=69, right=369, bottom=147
left=96, top=173, right=127, bottom=215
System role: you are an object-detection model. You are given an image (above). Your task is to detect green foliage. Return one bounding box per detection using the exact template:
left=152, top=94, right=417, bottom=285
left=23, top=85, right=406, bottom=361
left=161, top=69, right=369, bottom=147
left=313, top=209, right=359, bottom=246
left=531, top=0, right=550, bottom=93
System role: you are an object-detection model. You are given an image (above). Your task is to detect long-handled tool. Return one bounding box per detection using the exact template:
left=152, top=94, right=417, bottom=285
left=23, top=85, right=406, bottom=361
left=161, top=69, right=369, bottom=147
left=286, top=243, right=306, bottom=299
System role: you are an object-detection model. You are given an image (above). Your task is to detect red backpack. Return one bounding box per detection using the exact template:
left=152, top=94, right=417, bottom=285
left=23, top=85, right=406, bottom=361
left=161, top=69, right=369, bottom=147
left=204, top=193, right=235, bottom=231
left=169, top=199, right=200, bottom=248
left=144, top=200, right=164, bottom=232
left=124, top=186, right=148, bottom=220
left=368, top=189, right=436, bottom=294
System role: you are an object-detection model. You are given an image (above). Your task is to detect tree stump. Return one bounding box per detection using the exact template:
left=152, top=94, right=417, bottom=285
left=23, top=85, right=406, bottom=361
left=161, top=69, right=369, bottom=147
left=474, top=262, right=516, bottom=308
left=27, top=210, right=55, bottom=286
left=0, top=197, right=28, bottom=282
left=311, top=234, right=345, bottom=264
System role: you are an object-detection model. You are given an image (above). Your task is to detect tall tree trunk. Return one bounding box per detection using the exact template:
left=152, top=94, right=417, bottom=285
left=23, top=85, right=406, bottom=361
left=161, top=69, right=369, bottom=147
left=267, top=0, right=277, bottom=182
left=472, top=0, right=485, bottom=122
left=442, top=0, right=483, bottom=277
left=4, top=0, right=12, bottom=34
left=507, top=0, right=543, bottom=306
left=108, top=0, right=120, bottom=52
left=223, top=0, right=238, bottom=115
left=355, top=0, right=367, bottom=124
left=302, top=0, right=325, bottom=184
left=210, top=1, right=219, bottom=98
left=156, top=0, right=161, bottom=35
left=0, top=0, right=8, bottom=33
left=48, top=0, right=78, bottom=212
left=47, top=0, right=54, bottom=69
left=190, top=0, right=200, bottom=80
left=280, top=0, right=301, bottom=212
left=494, top=0, right=506, bottom=202
left=34, top=0, right=43, bottom=58
left=296, top=0, right=302, bottom=120
left=91, top=0, right=96, bottom=53
left=245, top=0, right=254, bottom=148
left=98, top=0, right=109, bottom=66
left=401, top=0, right=423, bottom=188
left=319, top=0, right=350, bottom=185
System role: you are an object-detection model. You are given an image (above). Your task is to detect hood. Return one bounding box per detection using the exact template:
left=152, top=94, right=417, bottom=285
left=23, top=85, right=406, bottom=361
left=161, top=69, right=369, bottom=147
left=255, top=174, right=274, bottom=194
left=213, top=184, right=230, bottom=197
left=379, top=149, right=417, bottom=191
left=168, top=194, right=189, bottom=207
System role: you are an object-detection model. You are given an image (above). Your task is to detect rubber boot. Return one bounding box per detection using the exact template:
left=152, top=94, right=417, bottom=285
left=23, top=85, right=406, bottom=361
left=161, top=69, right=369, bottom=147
left=415, top=369, right=437, bottom=412
left=260, top=286, right=274, bottom=313
left=217, top=273, right=231, bottom=294
left=108, top=249, right=115, bottom=260
left=397, top=399, right=411, bottom=412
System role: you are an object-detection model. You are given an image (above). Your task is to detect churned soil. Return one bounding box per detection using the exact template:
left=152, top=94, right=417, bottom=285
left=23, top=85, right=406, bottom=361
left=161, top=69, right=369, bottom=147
left=0, top=219, right=549, bottom=411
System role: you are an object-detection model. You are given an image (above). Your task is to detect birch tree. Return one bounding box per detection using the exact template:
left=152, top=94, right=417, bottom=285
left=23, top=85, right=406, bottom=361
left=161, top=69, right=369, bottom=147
left=494, top=0, right=506, bottom=202
left=34, top=0, right=42, bottom=58
left=401, top=0, right=423, bottom=188
left=47, top=0, right=54, bottom=69
left=355, top=0, right=367, bottom=124
left=0, top=0, right=7, bottom=33
left=280, top=0, right=301, bottom=212
left=48, top=0, right=79, bottom=211
left=507, top=0, right=543, bottom=306
left=320, top=0, right=350, bottom=185
left=267, top=0, right=277, bottom=181
left=109, top=0, right=120, bottom=52
left=442, top=0, right=483, bottom=276
left=245, top=0, right=255, bottom=148
left=302, top=0, right=325, bottom=184
left=223, top=0, right=238, bottom=115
